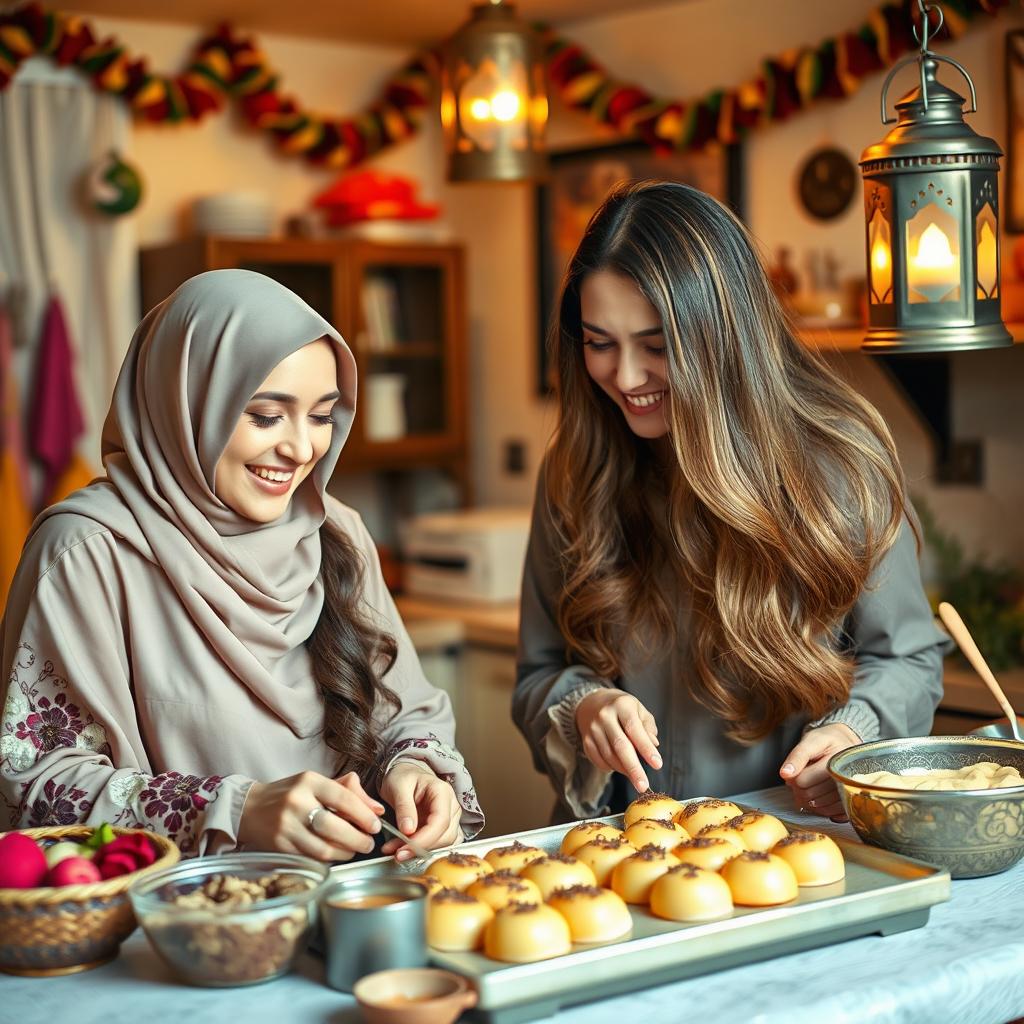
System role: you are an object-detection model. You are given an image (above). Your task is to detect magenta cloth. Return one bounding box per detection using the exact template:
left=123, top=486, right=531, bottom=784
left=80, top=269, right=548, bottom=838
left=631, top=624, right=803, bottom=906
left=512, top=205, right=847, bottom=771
left=0, top=298, right=31, bottom=501
left=29, top=296, right=85, bottom=505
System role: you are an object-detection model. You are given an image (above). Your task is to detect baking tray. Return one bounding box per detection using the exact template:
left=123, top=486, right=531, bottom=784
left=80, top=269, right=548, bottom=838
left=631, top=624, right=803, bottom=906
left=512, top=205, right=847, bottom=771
left=328, top=803, right=951, bottom=1024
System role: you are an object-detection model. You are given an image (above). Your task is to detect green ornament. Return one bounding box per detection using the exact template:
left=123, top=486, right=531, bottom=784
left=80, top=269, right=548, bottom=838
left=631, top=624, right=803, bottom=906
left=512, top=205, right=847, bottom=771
left=89, top=150, right=143, bottom=216
left=84, top=822, right=117, bottom=849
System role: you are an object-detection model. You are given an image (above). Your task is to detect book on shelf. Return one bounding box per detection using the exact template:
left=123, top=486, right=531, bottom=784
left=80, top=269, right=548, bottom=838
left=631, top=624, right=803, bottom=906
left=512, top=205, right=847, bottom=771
left=360, top=275, right=403, bottom=351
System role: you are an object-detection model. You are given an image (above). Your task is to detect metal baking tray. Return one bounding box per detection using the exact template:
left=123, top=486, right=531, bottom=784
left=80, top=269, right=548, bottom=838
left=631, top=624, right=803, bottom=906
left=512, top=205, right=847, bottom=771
left=328, top=803, right=951, bottom=1024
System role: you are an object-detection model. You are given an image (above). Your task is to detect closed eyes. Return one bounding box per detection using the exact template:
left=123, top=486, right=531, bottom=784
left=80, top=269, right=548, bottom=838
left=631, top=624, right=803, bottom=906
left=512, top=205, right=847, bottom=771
left=248, top=412, right=335, bottom=429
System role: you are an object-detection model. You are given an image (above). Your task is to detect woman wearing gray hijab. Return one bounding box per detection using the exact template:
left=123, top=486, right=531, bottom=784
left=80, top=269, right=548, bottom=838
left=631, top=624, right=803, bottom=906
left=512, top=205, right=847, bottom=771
left=1, top=270, right=483, bottom=859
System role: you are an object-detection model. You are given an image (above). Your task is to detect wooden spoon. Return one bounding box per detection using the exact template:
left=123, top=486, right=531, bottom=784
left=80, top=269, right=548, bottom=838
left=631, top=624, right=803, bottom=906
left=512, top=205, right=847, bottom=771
left=938, top=601, right=1024, bottom=743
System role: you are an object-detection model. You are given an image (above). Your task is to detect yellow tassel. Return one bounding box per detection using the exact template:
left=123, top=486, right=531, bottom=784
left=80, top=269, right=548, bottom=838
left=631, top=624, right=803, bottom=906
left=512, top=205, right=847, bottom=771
left=0, top=25, right=36, bottom=57
left=564, top=70, right=604, bottom=105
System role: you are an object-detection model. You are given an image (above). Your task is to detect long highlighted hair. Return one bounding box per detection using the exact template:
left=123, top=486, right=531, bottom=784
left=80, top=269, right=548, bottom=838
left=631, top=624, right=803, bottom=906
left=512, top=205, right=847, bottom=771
left=546, top=181, right=909, bottom=742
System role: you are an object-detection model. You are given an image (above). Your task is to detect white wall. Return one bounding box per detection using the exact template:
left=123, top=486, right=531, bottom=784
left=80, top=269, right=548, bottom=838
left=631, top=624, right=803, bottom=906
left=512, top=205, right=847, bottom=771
left=65, top=3, right=1024, bottom=562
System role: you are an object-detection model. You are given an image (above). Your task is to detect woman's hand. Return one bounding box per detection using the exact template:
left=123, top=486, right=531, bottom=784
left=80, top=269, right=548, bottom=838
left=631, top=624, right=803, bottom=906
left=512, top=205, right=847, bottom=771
left=575, top=690, right=662, bottom=792
left=779, top=723, right=861, bottom=820
left=238, top=770, right=383, bottom=860
left=379, top=760, right=463, bottom=861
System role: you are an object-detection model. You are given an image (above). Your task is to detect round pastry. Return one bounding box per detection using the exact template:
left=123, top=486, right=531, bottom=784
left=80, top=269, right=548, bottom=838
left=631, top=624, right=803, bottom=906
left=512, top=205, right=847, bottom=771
left=772, top=832, right=845, bottom=887
left=649, top=863, right=734, bottom=923
left=521, top=854, right=597, bottom=900
left=623, top=792, right=685, bottom=828
left=468, top=870, right=543, bottom=910
left=547, top=885, right=632, bottom=943
left=720, top=851, right=799, bottom=906
left=484, top=840, right=546, bottom=874
left=574, top=837, right=638, bottom=887
left=424, top=852, right=493, bottom=891
left=484, top=901, right=572, bottom=963
left=695, top=823, right=747, bottom=851
left=610, top=844, right=677, bottom=904
left=560, top=821, right=624, bottom=856
left=623, top=817, right=689, bottom=853
left=723, top=812, right=789, bottom=852
left=426, top=889, right=495, bottom=951
left=672, top=836, right=741, bottom=872
left=408, top=873, right=445, bottom=896
left=674, top=798, right=742, bottom=836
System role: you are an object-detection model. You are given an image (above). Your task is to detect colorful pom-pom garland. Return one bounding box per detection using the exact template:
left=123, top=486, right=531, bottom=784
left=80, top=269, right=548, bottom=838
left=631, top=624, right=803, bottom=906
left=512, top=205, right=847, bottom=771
left=0, top=0, right=1009, bottom=171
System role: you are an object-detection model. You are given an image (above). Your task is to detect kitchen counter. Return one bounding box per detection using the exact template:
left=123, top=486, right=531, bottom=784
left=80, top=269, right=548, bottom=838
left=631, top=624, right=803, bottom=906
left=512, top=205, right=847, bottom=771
left=396, top=595, right=519, bottom=650
left=5, top=786, right=1024, bottom=1024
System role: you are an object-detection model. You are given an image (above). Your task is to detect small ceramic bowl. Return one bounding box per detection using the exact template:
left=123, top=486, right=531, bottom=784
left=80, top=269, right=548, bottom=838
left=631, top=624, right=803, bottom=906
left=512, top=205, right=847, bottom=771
left=353, top=967, right=477, bottom=1024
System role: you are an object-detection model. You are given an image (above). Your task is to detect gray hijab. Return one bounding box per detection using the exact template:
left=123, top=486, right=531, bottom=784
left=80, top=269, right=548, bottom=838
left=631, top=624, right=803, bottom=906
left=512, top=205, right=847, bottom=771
left=30, top=269, right=357, bottom=738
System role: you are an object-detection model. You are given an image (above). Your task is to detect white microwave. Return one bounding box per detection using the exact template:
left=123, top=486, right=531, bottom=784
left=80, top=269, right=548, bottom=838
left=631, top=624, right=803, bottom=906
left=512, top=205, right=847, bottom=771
left=402, top=507, right=532, bottom=603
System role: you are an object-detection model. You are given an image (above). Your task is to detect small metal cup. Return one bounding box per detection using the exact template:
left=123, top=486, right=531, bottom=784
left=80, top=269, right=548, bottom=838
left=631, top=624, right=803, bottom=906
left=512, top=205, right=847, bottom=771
left=320, top=876, right=428, bottom=992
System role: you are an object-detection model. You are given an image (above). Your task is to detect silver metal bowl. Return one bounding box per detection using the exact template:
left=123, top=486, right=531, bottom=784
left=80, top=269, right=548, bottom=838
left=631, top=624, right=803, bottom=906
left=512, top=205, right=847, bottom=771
left=828, top=736, right=1024, bottom=878
left=969, top=717, right=1024, bottom=741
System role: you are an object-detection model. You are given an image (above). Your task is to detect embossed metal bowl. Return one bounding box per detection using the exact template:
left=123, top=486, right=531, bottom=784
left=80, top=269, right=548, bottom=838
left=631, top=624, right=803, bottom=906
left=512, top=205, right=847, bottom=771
left=829, top=736, right=1024, bottom=878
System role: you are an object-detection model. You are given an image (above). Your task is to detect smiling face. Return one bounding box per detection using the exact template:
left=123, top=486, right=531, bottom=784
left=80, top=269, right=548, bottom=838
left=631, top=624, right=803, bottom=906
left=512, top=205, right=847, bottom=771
left=214, top=338, right=339, bottom=523
left=580, top=269, right=669, bottom=440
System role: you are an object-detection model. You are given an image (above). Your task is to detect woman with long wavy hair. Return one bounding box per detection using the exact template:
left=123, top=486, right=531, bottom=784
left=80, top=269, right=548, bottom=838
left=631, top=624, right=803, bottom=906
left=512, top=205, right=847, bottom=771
left=513, top=181, right=945, bottom=822
left=1, top=270, right=482, bottom=858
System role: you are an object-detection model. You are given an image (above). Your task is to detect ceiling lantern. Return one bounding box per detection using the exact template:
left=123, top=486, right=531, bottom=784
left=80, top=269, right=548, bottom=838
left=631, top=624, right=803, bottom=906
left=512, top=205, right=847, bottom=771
left=859, top=1, right=1011, bottom=353
left=441, top=0, right=548, bottom=182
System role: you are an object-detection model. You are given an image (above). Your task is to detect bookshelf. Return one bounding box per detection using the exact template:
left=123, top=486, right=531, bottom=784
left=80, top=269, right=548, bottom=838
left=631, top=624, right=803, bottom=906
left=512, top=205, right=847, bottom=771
left=139, top=236, right=469, bottom=498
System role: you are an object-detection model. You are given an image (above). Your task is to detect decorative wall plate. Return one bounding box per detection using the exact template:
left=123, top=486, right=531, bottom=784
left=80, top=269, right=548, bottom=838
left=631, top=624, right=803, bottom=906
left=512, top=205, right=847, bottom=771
left=797, top=146, right=857, bottom=220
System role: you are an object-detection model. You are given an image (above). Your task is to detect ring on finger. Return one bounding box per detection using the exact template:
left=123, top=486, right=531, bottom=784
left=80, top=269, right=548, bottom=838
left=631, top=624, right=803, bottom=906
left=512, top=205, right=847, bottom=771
left=307, top=805, right=330, bottom=835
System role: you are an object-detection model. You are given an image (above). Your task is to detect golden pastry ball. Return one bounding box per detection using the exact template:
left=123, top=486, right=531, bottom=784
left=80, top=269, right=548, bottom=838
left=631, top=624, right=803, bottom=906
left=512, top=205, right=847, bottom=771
left=723, top=812, right=789, bottom=852
left=574, top=837, right=638, bottom=887
left=695, top=823, right=746, bottom=851
left=772, top=832, right=845, bottom=886
left=623, top=792, right=685, bottom=827
left=650, top=863, right=734, bottom=922
left=426, top=889, right=495, bottom=951
left=408, top=873, right=445, bottom=896
left=610, top=845, right=677, bottom=904
left=674, top=798, right=742, bottom=836
left=671, top=836, right=740, bottom=872
left=623, top=817, right=689, bottom=853
left=468, top=870, right=543, bottom=910
left=560, top=821, right=625, bottom=856
left=521, top=854, right=597, bottom=900
left=484, top=902, right=572, bottom=963
left=720, top=851, right=799, bottom=906
left=424, top=852, right=493, bottom=891
left=547, top=885, right=632, bottom=943
left=484, top=840, right=546, bottom=874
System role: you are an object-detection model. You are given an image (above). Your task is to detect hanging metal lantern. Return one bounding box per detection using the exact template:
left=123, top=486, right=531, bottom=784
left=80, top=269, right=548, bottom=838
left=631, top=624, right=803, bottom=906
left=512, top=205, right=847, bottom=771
left=859, top=1, right=1011, bottom=353
left=441, top=0, right=548, bottom=183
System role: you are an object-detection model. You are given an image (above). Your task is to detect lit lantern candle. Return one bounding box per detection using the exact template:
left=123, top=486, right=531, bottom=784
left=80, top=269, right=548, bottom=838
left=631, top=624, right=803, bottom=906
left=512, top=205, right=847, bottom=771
left=907, top=222, right=959, bottom=302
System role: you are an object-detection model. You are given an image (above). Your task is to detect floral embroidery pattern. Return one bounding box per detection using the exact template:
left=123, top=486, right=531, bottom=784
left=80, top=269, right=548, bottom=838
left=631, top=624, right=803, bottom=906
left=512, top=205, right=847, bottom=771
left=381, top=734, right=484, bottom=837
left=27, top=778, right=93, bottom=827
left=2, top=643, right=111, bottom=775
left=139, top=772, right=223, bottom=853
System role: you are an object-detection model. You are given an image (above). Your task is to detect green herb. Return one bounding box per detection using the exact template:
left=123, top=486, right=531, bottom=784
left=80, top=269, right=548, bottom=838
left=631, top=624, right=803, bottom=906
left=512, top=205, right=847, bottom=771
left=915, top=497, right=1024, bottom=670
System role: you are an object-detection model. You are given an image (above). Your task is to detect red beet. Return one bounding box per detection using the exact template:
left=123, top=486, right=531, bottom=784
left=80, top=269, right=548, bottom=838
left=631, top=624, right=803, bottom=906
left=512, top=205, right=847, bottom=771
left=44, top=856, right=102, bottom=886
left=0, top=832, right=48, bottom=888
left=93, top=833, right=157, bottom=877
left=98, top=851, right=139, bottom=879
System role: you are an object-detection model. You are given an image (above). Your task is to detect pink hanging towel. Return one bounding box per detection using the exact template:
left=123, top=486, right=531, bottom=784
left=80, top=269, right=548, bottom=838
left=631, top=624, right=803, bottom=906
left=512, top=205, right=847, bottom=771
left=30, top=295, right=86, bottom=508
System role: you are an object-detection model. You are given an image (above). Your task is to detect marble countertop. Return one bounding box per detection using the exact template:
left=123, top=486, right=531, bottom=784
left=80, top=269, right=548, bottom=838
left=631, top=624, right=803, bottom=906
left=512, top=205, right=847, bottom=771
left=4, top=786, right=1024, bottom=1024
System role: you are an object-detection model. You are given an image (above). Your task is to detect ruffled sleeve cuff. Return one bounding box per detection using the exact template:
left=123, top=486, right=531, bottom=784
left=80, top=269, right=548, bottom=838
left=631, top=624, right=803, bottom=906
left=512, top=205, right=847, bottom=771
left=378, top=735, right=485, bottom=840
left=805, top=700, right=880, bottom=744
left=544, top=682, right=615, bottom=820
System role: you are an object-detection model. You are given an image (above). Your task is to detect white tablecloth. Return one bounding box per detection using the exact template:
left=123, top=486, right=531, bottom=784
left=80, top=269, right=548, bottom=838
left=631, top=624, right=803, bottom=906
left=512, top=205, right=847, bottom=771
left=3, top=787, right=1023, bottom=1024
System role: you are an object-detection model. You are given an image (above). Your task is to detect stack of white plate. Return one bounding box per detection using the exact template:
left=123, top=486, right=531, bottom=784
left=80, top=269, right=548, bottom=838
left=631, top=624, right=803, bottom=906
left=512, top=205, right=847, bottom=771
left=193, top=191, right=274, bottom=237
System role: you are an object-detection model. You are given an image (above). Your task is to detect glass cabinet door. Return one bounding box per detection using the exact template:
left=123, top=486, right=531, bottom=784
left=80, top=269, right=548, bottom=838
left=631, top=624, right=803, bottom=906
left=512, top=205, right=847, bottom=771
left=349, top=244, right=465, bottom=463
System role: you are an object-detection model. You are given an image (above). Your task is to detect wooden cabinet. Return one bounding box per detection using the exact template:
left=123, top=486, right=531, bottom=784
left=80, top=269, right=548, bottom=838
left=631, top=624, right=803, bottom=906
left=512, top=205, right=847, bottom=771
left=140, top=237, right=468, bottom=493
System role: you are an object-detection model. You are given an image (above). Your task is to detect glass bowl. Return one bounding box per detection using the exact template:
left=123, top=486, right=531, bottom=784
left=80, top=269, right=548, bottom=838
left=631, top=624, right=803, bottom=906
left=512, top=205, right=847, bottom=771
left=829, top=736, right=1024, bottom=878
left=128, top=852, right=329, bottom=986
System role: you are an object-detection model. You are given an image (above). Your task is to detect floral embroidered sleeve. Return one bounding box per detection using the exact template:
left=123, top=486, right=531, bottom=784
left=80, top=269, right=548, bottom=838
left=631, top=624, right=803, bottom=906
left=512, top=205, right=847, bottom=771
left=340, top=507, right=484, bottom=840
left=1, top=531, right=252, bottom=855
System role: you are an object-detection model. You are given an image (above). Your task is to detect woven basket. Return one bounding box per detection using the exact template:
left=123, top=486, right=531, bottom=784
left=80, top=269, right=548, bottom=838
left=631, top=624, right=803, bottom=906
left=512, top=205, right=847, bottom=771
left=0, top=825, right=180, bottom=976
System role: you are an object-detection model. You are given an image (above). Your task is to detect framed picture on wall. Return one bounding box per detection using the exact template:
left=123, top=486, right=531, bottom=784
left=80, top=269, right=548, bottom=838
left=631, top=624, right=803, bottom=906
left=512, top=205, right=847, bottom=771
left=534, top=139, right=744, bottom=394
left=1007, top=30, right=1024, bottom=232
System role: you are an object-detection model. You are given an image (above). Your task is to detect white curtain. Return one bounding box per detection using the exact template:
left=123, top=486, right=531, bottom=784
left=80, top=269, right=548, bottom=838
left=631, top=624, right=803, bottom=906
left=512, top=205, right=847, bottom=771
left=0, top=57, right=138, bottom=466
